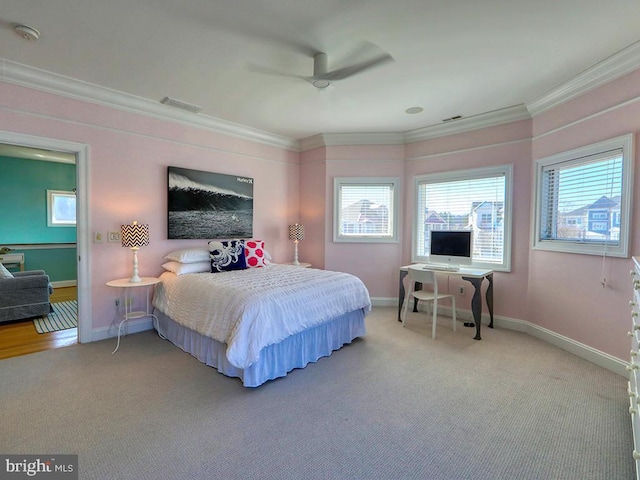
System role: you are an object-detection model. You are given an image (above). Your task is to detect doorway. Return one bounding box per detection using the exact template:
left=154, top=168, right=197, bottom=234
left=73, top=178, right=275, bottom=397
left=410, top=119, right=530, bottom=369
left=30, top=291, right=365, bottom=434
left=0, top=130, right=90, bottom=351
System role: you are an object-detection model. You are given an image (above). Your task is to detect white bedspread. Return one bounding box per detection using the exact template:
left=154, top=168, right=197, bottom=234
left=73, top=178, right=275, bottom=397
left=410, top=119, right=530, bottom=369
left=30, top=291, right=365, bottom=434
left=153, top=264, right=371, bottom=369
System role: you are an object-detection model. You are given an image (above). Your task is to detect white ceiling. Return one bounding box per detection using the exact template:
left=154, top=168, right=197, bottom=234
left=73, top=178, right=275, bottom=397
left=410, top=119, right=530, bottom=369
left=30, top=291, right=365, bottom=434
left=2, top=0, right=640, bottom=141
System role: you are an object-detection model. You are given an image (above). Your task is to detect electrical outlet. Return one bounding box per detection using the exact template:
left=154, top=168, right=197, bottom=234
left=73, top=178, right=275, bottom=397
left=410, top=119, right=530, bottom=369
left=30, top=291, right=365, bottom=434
left=108, top=231, right=121, bottom=243
left=459, top=287, right=465, bottom=295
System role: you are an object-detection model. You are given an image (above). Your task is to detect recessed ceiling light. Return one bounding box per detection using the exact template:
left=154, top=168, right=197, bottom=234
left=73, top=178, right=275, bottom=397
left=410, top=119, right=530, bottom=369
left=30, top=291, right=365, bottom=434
left=312, top=79, right=331, bottom=89
left=405, top=107, right=423, bottom=114
left=14, top=25, right=40, bottom=41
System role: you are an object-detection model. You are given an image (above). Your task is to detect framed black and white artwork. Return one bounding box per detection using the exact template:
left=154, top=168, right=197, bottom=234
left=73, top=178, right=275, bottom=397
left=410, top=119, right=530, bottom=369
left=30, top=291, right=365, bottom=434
left=168, top=166, right=254, bottom=239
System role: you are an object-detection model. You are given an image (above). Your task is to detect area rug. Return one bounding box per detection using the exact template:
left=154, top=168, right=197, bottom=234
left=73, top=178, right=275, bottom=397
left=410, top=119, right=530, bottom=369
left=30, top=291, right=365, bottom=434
left=33, top=300, right=77, bottom=333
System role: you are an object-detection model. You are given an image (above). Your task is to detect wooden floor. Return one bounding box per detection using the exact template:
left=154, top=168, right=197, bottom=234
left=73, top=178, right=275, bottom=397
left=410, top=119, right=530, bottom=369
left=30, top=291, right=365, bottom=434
left=0, top=286, right=78, bottom=359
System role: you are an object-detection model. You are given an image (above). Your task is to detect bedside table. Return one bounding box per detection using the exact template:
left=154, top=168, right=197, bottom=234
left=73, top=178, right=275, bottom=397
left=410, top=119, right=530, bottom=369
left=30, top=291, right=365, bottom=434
left=106, top=277, right=161, bottom=353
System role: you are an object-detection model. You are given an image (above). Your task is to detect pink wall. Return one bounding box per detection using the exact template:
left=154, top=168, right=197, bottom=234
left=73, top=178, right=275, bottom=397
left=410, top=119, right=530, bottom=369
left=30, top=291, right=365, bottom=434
left=323, top=145, right=405, bottom=298
left=0, top=82, right=299, bottom=332
left=403, top=122, right=532, bottom=321
left=3, top=65, right=640, bottom=361
left=529, top=70, right=640, bottom=360
left=299, top=147, right=327, bottom=269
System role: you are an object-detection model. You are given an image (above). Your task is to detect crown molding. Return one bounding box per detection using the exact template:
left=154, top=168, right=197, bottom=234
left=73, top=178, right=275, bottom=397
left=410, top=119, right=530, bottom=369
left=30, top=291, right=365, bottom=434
left=403, top=104, right=531, bottom=144
left=298, top=135, right=326, bottom=152
left=4, top=39, right=640, bottom=153
left=299, top=132, right=405, bottom=152
left=0, top=58, right=299, bottom=152
left=527, top=40, right=640, bottom=116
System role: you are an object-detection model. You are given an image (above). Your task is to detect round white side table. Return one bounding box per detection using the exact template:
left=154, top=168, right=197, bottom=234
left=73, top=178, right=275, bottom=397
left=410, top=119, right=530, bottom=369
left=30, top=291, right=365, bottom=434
left=106, top=277, right=161, bottom=353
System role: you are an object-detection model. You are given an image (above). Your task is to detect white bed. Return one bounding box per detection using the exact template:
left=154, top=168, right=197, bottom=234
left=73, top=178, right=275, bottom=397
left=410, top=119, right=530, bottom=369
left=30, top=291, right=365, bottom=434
left=152, top=264, right=371, bottom=387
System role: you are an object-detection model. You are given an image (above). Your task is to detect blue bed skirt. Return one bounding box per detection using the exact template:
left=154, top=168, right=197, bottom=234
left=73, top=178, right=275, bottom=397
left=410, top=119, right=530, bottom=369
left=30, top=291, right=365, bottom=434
left=154, top=309, right=366, bottom=387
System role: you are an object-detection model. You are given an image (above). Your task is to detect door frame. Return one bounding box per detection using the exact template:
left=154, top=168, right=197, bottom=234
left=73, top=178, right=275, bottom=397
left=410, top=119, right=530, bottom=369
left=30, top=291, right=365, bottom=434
left=0, top=130, right=91, bottom=343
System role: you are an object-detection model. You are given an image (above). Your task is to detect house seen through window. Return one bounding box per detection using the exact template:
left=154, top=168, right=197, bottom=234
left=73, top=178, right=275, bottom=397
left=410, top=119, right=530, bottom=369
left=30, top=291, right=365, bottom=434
left=413, top=165, right=512, bottom=271
left=334, top=177, right=399, bottom=243
left=533, top=134, right=633, bottom=257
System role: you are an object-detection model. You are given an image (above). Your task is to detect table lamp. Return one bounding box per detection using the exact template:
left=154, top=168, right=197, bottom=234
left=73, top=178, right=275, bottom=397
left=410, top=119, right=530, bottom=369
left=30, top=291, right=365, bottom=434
left=121, top=220, right=149, bottom=283
left=288, top=223, right=305, bottom=266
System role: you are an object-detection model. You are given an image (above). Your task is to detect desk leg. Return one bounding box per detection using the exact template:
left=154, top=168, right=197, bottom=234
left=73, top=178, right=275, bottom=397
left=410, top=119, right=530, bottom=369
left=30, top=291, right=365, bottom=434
left=462, top=276, right=483, bottom=340
left=486, top=273, right=494, bottom=329
left=398, top=271, right=421, bottom=321
left=398, top=270, right=407, bottom=322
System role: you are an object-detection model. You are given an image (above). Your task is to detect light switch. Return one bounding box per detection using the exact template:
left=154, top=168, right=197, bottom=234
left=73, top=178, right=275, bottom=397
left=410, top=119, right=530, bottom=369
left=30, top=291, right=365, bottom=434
left=108, top=231, right=121, bottom=243
left=94, top=231, right=104, bottom=243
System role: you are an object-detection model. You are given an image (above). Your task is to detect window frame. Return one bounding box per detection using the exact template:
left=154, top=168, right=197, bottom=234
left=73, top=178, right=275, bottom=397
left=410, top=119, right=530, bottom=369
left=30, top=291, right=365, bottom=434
left=333, top=177, right=400, bottom=243
left=532, top=134, right=634, bottom=257
left=412, top=165, right=513, bottom=271
left=47, top=189, right=76, bottom=227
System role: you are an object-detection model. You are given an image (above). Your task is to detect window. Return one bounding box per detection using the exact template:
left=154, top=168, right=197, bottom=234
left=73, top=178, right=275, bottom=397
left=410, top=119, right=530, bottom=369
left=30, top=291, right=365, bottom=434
left=413, top=165, right=512, bottom=271
left=47, top=189, right=76, bottom=227
left=334, top=177, right=399, bottom=243
left=533, top=134, right=633, bottom=257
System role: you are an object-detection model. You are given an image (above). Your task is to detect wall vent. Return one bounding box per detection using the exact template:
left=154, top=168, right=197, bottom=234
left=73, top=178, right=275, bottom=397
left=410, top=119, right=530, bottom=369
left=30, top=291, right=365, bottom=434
left=160, top=97, right=203, bottom=114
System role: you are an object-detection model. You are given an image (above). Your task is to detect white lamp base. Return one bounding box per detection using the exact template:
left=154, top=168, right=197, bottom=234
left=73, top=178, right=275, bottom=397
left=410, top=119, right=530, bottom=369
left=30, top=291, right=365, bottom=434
left=293, top=240, right=300, bottom=266
left=129, top=247, right=141, bottom=283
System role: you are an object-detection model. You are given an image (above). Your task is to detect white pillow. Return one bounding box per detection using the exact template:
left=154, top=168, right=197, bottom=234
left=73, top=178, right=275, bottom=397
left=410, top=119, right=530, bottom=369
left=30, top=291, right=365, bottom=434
left=162, top=261, right=211, bottom=275
left=164, top=248, right=209, bottom=264
left=0, top=263, right=14, bottom=278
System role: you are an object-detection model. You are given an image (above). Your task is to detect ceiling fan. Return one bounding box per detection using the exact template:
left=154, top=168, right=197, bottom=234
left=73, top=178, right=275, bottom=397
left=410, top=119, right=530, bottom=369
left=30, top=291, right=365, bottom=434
left=305, top=50, right=393, bottom=89
left=250, top=44, right=394, bottom=89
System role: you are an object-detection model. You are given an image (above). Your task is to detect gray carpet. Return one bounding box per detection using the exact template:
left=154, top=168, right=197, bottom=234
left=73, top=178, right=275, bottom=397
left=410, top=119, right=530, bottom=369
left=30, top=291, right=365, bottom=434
left=0, top=307, right=633, bottom=479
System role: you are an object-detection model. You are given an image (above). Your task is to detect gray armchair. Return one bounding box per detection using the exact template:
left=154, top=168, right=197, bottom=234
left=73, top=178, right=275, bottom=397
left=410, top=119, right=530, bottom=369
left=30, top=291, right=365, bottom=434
left=0, top=270, right=54, bottom=324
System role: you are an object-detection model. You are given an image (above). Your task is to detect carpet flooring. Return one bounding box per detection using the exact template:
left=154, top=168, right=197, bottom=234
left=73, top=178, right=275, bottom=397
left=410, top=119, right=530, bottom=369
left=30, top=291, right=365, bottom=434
left=2, top=307, right=634, bottom=479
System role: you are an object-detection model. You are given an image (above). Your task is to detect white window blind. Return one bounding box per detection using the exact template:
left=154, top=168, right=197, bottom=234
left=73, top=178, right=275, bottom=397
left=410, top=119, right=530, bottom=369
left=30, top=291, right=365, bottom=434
left=533, top=134, right=633, bottom=257
left=539, top=149, right=623, bottom=245
left=334, top=178, right=398, bottom=243
left=413, top=165, right=512, bottom=270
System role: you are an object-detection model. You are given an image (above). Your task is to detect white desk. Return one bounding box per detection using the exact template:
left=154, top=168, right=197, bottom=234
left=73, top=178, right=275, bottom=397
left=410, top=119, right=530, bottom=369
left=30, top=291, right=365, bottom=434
left=399, top=264, right=494, bottom=340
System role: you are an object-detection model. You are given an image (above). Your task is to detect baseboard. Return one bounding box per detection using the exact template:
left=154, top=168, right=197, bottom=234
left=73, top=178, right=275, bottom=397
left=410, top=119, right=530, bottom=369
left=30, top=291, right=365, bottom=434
left=373, top=297, right=628, bottom=377
left=51, top=280, right=77, bottom=288
left=91, top=317, right=154, bottom=343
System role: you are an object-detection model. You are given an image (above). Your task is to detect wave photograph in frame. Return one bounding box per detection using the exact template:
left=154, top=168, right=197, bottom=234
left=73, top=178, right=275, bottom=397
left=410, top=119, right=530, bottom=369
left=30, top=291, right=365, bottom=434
left=168, top=166, right=253, bottom=239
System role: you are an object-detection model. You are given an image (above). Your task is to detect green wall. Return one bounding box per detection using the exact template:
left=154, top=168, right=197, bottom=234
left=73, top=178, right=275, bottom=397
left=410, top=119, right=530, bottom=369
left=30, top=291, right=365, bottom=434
left=6, top=247, right=77, bottom=282
left=0, top=155, right=77, bottom=282
left=0, top=155, right=76, bottom=244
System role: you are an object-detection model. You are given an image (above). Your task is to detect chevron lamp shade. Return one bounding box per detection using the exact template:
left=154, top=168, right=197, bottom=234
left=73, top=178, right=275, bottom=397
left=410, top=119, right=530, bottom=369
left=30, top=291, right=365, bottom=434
left=288, top=223, right=305, bottom=241
left=121, top=221, right=150, bottom=248
left=121, top=220, right=149, bottom=283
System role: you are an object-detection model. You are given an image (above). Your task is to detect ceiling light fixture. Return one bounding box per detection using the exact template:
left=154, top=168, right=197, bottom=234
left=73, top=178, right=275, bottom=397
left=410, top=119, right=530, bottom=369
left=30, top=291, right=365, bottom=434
left=14, top=24, right=40, bottom=41
left=312, top=79, right=331, bottom=89
left=160, top=97, right=203, bottom=114
left=405, top=107, right=423, bottom=114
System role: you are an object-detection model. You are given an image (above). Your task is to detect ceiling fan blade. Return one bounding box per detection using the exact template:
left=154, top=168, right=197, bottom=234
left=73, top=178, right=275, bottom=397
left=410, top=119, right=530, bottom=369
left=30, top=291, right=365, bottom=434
left=246, top=62, right=305, bottom=80
left=317, top=53, right=394, bottom=81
